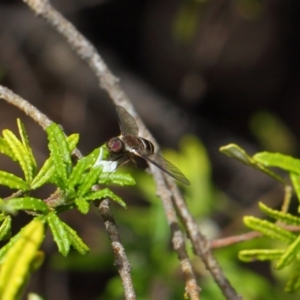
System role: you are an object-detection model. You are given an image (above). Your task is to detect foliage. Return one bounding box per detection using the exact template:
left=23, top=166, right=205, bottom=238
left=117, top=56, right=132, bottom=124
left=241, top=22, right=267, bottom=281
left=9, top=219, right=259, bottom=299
left=87, top=136, right=297, bottom=299
left=0, top=119, right=135, bottom=300
left=220, top=143, right=300, bottom=293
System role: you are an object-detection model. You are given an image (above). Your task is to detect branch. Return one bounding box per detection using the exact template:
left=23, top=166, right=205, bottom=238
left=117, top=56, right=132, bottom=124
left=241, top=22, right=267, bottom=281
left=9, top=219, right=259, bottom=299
left=211, top=225, right=300, bottom=249
left=166, top=176, right=242, bottom=300
left=154, top=172, right=201, bottom=300
left=21, top=0, right=241, bottom=299
left=98, top=199, right=136, bottom=300
left=0, top=85, right=51, bottom=129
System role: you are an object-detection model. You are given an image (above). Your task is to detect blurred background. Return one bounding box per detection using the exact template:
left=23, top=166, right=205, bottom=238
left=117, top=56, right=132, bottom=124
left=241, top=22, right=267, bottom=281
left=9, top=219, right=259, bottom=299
left=1, top=0, right=300, bottom=299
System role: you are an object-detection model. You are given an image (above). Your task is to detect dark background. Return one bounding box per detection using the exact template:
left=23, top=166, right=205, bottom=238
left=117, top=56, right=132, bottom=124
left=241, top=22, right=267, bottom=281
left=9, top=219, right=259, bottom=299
left=1, top=0, right=300, bottom=299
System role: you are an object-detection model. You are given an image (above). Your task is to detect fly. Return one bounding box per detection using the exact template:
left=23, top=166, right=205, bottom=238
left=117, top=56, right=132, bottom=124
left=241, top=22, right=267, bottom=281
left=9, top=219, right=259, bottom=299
left=107, top=106, right=190, bottom=185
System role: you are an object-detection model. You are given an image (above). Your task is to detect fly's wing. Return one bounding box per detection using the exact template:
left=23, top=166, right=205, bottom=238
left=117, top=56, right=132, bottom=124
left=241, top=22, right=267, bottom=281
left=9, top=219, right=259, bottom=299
left=116, top=106, right=139, bottom=136
left=136, top=151, right=190, bottom=185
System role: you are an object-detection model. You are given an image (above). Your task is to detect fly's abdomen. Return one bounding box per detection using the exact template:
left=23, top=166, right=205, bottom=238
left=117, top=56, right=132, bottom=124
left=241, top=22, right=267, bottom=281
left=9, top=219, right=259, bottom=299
left=139, top=138, right=154, bottom=154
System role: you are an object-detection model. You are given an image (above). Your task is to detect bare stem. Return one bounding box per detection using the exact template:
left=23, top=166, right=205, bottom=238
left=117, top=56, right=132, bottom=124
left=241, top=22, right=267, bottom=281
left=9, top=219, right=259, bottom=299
left=98, top=199, right=136, bottom=300
left=0, top=85, right=51, bottom=129
left=211, top=225, right=300, bottom=249
left=166, top=176, right=243, bottom=300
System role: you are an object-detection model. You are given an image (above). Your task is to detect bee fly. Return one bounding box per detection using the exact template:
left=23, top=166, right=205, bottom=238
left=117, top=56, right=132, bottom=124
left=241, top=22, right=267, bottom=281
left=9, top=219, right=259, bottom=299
left=107, top=106, right=190, bottom=185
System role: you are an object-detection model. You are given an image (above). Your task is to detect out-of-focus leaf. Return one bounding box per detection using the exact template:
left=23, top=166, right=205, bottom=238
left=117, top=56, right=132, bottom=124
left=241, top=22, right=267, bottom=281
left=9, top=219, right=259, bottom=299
left=239, top=249, right=285, bottom=262
left=290, top=173, right=300, bottom=209
left=285, top=261, right=300, bottom=293
left=0, top=216, right=11, bottom=241
left=0, top=219, right=44, bottom=300
left=0, top=233, right=20, bottom=264
left=250, top=111, right=297, bottom=154
left=220, top=144, right=285, bottom=184
left=259, top=202, right=300, bottom=226
left=244, top=216, right=296, bottom=244
left=254, top=152, right=300, bottom=175
left=276, top=234, right=300, bottom=270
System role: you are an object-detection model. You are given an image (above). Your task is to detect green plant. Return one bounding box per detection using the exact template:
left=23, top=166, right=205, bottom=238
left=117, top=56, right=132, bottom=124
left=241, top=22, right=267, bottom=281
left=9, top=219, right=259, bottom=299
left=0, top=119, right=135, bottom=300
left=220, top=144, right=300, bottom=293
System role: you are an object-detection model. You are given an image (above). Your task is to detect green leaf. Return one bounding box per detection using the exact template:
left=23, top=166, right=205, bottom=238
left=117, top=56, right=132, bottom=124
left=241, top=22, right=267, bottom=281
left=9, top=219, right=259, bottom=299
left=254, top=152, right=300, bottom=175
left=238, top=249, right=285, bottom=262
left=77, top=166, right=102, bottom=197
left=285, top=261, right=300, bottom=293
left=30, top=158, right=54, bottom=190
left=46, top=124, right=72, bottom=187
left=259, top=202, right=300, bottom=226
left=67, top=157, right=89, bottom=190
left=61, top=222, right=89, bottom=255
left=30, top=134, right=79, bottom=190
left=47, top=212, right=70, bottom=256
left=0, top=171, right=29, bottom=190
left=75, top=197, right=90, bottom=214
left=17, top=119, right=37, bottom=174
left=0, top=232, right=20, bottom=264
left=290, top=173, right=300, bottom=207
left=0, top=219, right=44, bottom=300
left=27, top=293, right=45, bottom=300
left=0, top=137, right=16, bottom=161
left=2, top=129, right=34, bottom=183
left=8, top=197, right=49, bottom=213
left=276, top=234, right=300, bottom=270
left=244, top=216, right=296, bottom=244
left=0, top=216, right=11, bottom=241
left=85, top=147, right=103, bottom=168
left=0, top=199, right=17, bottom=215
left=220, top=144, right=285, bottom=184
left=99, top=173, right=136, bottom=186
left=84, top=188, right=126, bottom=208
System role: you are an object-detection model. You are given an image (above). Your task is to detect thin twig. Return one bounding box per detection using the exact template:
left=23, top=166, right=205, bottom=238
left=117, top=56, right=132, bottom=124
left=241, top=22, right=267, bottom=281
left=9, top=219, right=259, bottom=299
left=21, top=0, right=241, bottom=299
left=154, top=171, right=201, bottom=300
left=0, top=85, right=83, bottom=159
left=0, top=85, right=52, bottom=129
left=211, top=225, right=300, bottom=249
left=166, top=176, right=243, bottom=300
left=98, top=199, right=136, bottom=300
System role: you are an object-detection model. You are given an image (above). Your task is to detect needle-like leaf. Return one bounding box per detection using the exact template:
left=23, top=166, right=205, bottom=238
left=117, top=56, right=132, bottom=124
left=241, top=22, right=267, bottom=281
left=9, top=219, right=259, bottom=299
left=47, top=212, right=70, bottom=256
left=31, top=134, right=79, bottom=190
left=0, top=219, right=44, bottom=300
left=2, top=130, right=34, bottom=183
left=244, top=216, right=296, bottom=244
left=0, top=171, right=29, bottom=191
left=46, top=124, right=72, bottom=187
left=8, top=197, right=49, bottom=214
left=0, top=216, right=11, bottom=241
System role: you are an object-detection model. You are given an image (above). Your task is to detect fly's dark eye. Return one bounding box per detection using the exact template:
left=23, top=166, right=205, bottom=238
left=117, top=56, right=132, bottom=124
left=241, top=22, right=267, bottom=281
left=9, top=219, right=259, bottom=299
left=108, top=138, right=123, bottom=153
